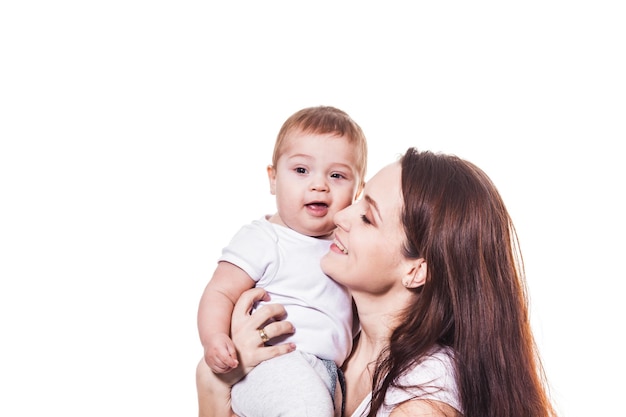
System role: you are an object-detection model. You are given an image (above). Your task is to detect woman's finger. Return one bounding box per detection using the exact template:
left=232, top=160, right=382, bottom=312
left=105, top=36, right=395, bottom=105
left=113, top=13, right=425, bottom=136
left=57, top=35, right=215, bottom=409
left=232, top=287, right=269, bottom=316
left=228, top=288, right=296, bottom=378
left=256, top=343, right=296, bottom=363
left=261, top=319, right=295, bottom=341
left=231, top=303, right=291, bottom=349
left=237, top=338, right=296, bottom=373
left=231, top=289, right=289, bottom=332
left=248, top=303, right=289, bottom=329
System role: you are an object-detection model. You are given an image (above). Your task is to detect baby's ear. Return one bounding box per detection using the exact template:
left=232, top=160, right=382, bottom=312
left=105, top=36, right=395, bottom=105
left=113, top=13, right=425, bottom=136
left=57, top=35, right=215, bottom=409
left=267, top=165, right=277, bottom=195
left=403, top=258, right=427, bottom=289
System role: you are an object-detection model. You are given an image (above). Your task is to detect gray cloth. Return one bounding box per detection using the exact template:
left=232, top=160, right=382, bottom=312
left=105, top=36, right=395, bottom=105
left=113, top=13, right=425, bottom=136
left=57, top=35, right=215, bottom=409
left=231, top=350, right=337, bottom=417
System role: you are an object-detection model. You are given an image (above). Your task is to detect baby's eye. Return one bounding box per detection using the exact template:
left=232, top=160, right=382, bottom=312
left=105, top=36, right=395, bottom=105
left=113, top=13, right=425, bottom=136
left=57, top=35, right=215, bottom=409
left=295, top=167, right=307, bottom=174
left=360, top=214, right=372, bottom=225
left=330, top=173, right=346, bottom=179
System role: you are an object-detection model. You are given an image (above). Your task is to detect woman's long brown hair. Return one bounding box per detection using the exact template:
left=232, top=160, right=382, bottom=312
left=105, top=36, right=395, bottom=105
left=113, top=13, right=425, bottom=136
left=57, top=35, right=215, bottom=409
left=368, top=148, right=557, bottom=417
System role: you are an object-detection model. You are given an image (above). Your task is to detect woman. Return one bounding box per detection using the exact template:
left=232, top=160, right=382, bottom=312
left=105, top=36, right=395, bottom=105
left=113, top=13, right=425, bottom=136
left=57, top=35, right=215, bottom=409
left=197, top=148, right=558, bottom=417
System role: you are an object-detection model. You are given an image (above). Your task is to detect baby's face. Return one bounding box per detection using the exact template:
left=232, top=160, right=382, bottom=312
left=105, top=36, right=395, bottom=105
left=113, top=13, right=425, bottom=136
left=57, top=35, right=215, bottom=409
left=267, top=131, right=361, bottom=238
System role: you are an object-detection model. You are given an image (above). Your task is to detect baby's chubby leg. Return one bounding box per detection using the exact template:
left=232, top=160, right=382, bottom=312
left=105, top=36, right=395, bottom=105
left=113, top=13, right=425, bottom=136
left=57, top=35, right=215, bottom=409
left=231, top=350, right=335, bottom=417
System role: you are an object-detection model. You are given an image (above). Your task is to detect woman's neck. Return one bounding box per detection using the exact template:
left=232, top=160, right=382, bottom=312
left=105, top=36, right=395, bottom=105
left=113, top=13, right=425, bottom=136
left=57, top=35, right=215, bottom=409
left=352, top=288, right=412, bottom=350
left=342, top=291, right=410, bottom=416
left=341, top=329, right=380, bottom=417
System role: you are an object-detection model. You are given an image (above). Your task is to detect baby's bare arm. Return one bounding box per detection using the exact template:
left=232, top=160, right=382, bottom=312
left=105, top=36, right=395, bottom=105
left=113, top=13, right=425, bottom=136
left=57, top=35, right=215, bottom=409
left=198, top=261, right=255, bottom=372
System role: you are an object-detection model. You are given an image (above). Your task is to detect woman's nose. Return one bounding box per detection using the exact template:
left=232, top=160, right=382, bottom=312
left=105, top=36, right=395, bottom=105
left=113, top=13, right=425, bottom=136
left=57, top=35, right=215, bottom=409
left=333, top=204, right=351, bottom=231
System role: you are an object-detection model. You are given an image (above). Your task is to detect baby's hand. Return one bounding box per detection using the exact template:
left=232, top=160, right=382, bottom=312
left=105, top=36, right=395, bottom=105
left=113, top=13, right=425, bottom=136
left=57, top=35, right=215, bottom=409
left=204, top=333, right=239, bottom=374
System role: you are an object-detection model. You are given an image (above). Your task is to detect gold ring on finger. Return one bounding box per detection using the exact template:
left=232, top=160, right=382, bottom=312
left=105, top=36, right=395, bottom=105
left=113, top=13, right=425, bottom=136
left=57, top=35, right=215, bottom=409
left=258, top=327, right=270, bottom=343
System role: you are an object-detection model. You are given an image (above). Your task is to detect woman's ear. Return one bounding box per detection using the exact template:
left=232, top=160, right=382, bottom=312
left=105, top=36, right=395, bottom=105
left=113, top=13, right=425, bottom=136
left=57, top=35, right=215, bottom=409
left=267, top=165, right=277, bottom=195
left=402, top=258, right=427, bottom=289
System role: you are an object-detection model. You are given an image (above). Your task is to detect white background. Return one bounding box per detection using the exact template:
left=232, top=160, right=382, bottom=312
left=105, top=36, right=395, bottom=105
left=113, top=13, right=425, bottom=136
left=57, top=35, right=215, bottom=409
left=1, top=1, right=624, bottom=416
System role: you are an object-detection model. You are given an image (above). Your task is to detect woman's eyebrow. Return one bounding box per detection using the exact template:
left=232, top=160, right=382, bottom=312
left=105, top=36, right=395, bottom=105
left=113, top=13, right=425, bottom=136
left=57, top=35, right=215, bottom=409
left=363, top=195, right=381, bottom=221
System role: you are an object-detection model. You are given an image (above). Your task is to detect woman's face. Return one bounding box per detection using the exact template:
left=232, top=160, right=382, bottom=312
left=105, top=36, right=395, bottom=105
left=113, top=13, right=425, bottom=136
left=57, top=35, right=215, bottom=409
left=321, top=161, right=410, bottom=294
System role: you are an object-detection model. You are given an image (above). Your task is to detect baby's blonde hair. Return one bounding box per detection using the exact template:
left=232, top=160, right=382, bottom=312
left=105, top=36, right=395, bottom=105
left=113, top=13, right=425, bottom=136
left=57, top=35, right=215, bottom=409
left=271, top=106, right=368, bottom=188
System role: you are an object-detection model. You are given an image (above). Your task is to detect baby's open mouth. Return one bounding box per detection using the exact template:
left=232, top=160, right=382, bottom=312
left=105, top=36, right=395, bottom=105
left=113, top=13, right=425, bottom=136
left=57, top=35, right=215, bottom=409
left=306, top=202, right=328, bottom=209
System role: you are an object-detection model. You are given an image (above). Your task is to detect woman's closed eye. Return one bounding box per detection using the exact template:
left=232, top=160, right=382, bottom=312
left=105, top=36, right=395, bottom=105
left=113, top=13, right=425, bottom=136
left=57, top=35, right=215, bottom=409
left=360, top=214, right=372, bottom=225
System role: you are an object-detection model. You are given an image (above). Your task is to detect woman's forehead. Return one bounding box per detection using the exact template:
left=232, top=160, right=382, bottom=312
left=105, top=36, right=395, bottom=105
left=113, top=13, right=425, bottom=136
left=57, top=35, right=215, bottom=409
left=365, top=161, right=401, bottom=194
left=363, top=162, right=402, bottom=213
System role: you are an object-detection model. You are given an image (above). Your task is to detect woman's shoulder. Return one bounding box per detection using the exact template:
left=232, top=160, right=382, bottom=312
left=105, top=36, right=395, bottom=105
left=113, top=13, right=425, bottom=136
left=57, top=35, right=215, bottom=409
left=387, top=345, right=461, bottom=414
left=405, top=345, right=456, bottom=382
left=349, top=346, right=460, bottom=417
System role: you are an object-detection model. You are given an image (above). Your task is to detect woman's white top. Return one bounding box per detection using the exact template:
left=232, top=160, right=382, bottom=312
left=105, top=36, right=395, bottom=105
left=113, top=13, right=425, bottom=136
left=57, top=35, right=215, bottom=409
left=350, top=346, right=461, bottom=417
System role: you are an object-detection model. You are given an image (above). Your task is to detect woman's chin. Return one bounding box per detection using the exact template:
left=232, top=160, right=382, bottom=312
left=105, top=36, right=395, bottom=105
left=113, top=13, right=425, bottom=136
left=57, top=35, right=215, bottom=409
left=320, top=250, right=340, bottom=277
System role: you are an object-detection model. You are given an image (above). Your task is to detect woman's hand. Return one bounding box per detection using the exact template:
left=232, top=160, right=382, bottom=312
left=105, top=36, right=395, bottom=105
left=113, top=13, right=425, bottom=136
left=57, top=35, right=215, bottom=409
left=197, top=288, right=296, bottom=417
left=222, top=287, right=296, bottom=386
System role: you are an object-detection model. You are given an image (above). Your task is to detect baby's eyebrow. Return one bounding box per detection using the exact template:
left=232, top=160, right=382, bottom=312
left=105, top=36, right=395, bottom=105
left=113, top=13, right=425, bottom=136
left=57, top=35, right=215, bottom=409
left=285, top=153, right=313, bottom=161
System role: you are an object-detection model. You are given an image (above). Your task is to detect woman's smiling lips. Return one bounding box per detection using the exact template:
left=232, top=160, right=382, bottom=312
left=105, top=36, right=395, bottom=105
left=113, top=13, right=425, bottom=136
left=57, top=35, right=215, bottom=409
left=330, top=238, right=348, bottom=255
